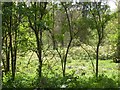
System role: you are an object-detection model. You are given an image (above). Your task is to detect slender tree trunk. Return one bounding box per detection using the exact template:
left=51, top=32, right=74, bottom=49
left=5, top=33, right=10, bottom=74
left=9, top=2, right=15, bottom=80
left=35, top=31, right=42, bottom=77
left=96, top=27, right=103, bottom=77
left=34, top=2, right=42, bottom=77
left=38, top=2, right=47, bottom=77
left=35, top=2, right=42, bottom=77
left=28, top=2, right=47, bottom=78
left=12, top=4, right=21, bottom=78
left=2, top=36, right=6, bottom=74
left=96, top=39, right=100, bottom=77
left=35, top=2, right=42, bottom=78
left=63, top=38, right=72, bottom=77
left=39, top=28, right=42, bottom=77
left=62, top=3, right=73, bottom=77
left=13, top=25, right=17, bottom=80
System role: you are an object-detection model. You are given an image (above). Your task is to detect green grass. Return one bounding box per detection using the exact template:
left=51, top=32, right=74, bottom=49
left=2, top=46, right=119, bottom=88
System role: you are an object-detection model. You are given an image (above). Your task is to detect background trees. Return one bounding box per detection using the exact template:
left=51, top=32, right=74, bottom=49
left=1, top=1, right=119, bottom=88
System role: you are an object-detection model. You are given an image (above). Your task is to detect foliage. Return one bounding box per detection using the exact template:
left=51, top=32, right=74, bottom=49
left=2, top=47, right=118, bottom=88
left=2, top=71, right=118, bottom=88
left=1, top=1, right=119, bottom=89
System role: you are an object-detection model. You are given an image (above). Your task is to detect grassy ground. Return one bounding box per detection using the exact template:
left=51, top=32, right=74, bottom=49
left=2, top=46, right=119, bottom=88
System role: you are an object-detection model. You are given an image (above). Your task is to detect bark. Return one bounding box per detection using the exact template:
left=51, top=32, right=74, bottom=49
left=63, top=38, right=72, bottom=77
left=39, top=27, right=42, bottom=77
left=35, top=31, right=42, bottom=77
left=34, top=2, right=42, bottom=77
left=96, top=38, right=100, bottom=77
left=9, top=2, right=15, bottom=80
left=5, top=32, right=10, bottom=74
left=9, top=2, right=16, bottom=80
left=13, top=23, right=17, bottom=80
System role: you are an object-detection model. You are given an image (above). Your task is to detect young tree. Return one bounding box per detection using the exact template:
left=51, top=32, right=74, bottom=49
left=59, top=2, right=73, bottom=77
left=23, top=2, right=48, bottom=78
left=89, top=2, right=110, bottom=77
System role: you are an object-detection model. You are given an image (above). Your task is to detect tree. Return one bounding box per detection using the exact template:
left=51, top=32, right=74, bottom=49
left=2, top=2, right=11, bottom=74
left=2, top=2, right=21, bottom=80
left=23, top=2, right=48, bottom=78
left=89, top=1, right=110, bottom=77
left=56, top=2, right=73, bottom=77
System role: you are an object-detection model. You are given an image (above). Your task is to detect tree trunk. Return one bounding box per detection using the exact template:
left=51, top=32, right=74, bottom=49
left=96, top=40, right=100, bottom=77
left=63, top=38, right=72, bottom=77
left=5, top=33, right=10, bottom=74
left=39, top=28, right=43, bottom=77
left=61, top=3, right=73, bottom=77
left=35, top=31, right=42, bottom=77
left=9, top=2, right=15, bottom=80
left=13, top=24, right=17, bottom=80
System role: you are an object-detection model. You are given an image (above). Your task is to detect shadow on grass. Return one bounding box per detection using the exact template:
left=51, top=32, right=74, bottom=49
left=2, top=73, right=118, bottom=89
